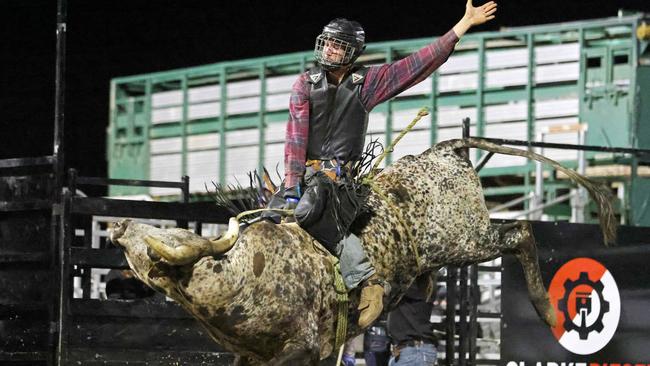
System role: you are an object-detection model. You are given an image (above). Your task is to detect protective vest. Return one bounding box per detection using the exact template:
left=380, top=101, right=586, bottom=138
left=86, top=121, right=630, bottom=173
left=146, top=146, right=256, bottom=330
left=306, top=65, right=369, bottom=162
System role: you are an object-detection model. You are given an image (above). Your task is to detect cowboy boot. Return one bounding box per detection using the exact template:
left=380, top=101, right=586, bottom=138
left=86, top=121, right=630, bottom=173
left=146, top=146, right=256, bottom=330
left=357, top=274, right=386, bottom=328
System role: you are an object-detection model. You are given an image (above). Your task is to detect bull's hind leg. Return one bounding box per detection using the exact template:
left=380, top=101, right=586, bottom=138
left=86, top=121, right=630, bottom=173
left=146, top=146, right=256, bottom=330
left=499, top=221, right=556, bottom=327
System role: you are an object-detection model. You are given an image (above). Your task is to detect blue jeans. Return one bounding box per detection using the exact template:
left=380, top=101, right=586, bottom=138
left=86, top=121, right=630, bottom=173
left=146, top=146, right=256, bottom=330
left=389, top=343, right=437, bottom=366
left=337, top=233, right=375, bottom=289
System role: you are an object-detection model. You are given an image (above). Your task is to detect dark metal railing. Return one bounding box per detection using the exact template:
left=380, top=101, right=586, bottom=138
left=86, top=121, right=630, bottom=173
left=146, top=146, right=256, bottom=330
left=57, top=170, right=232, bottom=365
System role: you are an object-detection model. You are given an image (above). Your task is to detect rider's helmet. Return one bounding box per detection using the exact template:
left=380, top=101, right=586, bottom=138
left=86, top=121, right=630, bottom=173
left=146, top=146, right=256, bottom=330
left=314, top=18, right=366, bottom=70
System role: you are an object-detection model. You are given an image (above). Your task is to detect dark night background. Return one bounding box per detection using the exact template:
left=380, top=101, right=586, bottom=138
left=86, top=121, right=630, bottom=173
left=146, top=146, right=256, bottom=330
left=2, top=0, right=649, bottom=183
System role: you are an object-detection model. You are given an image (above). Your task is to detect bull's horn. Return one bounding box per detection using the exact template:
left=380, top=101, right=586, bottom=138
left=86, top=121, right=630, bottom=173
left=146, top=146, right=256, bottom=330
left=208, top=217, right=240, bottom=254
left=143, top=217, right=240, bottom=265
left=144, top=235, right=204, bottom=266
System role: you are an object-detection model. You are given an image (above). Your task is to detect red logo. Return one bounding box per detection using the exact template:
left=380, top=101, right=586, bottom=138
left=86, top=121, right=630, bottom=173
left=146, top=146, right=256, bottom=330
left=548, top=258, right=620, bottom=355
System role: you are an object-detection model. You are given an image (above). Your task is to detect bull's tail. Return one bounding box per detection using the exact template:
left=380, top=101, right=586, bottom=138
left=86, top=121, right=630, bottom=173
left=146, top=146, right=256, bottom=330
left=438, top=137, right=617, bottom=245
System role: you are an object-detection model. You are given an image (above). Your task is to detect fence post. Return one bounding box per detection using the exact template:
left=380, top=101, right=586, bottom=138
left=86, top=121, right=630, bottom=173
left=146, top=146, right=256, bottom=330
left=446, top=266, right=457, bottom=366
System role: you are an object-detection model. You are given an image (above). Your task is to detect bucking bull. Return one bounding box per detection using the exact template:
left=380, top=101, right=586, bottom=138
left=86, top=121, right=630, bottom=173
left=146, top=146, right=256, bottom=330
left=109, top=137, right=616, bottom=365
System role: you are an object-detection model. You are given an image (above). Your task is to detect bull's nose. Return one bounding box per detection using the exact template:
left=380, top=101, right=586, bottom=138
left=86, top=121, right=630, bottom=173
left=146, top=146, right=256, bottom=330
left=108, top=219, right=131, bottom=246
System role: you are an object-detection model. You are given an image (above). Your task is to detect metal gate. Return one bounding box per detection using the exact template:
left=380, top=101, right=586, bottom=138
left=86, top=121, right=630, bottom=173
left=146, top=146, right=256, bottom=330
left=56, top=170, right=234, bottom=365
left=0, top=156, right=58, bottom=365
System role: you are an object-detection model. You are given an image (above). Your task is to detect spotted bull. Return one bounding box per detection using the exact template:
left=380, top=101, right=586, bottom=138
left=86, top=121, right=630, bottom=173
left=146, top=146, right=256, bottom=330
left=109, top=137, right=616, bottom=365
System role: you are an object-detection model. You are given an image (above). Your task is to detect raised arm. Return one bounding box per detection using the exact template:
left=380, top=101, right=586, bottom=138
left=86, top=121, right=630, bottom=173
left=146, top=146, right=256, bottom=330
left=361, top=0, right=497, bottom=110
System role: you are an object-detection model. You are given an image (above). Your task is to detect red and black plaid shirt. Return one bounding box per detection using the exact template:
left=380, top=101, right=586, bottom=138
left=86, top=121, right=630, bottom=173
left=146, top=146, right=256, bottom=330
left=284, top=29, right=459, bottom=189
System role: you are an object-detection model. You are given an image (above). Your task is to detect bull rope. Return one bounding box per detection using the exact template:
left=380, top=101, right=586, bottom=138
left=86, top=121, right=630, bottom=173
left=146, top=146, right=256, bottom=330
left=234, top=208, right=294, bottom=221
left=362, top=107, right=430, bottom=274
left=366, top=107, right=431, bottom=180
left=332, top=261, right=349, bottom=354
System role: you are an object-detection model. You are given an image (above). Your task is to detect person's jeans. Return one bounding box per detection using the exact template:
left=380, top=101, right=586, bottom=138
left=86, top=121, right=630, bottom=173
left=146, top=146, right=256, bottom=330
left=364, top=350, right=391, bottom=366
left=337, top=233, right=375, bottom=289
left=388, top=343, right=437, bottom=366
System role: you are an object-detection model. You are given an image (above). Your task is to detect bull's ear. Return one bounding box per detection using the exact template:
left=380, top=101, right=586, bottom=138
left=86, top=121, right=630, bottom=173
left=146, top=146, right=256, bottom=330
left=147, top=262, right=176, bottom=279
left=146, top=246, right=162, bottom=262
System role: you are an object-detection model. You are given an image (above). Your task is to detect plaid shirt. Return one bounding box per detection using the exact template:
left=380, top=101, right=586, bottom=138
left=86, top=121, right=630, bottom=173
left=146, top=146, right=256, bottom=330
left=284, top=29, right=459, bottom=189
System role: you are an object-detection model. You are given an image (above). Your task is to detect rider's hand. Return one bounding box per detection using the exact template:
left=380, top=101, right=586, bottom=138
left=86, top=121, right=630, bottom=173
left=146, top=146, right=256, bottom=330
left=464, top=0, right=497, bottom=26
left=284, top=185, right=301, bottom=199
left=453, top=0, right=497, bottom=38
left=283, top=197, right=299, bottom=211
left=283, top=185, right=301, bottom=210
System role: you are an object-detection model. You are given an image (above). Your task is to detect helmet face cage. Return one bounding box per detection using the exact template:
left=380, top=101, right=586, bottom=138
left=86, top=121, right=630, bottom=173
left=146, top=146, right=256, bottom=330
left=314, top=34, right=356, bottom=68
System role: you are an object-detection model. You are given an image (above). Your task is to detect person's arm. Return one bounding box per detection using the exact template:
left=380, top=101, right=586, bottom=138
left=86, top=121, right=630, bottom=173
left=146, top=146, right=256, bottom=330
left=283, top=73, right=311, bottom=195
left=361, top=0, right=497, bottom=109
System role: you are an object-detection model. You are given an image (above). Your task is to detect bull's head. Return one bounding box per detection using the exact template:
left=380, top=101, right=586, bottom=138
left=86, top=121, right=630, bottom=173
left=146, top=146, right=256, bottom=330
left=109, top=218, right=240, bottom=266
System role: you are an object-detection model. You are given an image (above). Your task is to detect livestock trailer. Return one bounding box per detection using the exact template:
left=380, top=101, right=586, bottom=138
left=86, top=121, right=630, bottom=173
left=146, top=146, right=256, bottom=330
left=107, top=13, right=650, bottom=225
